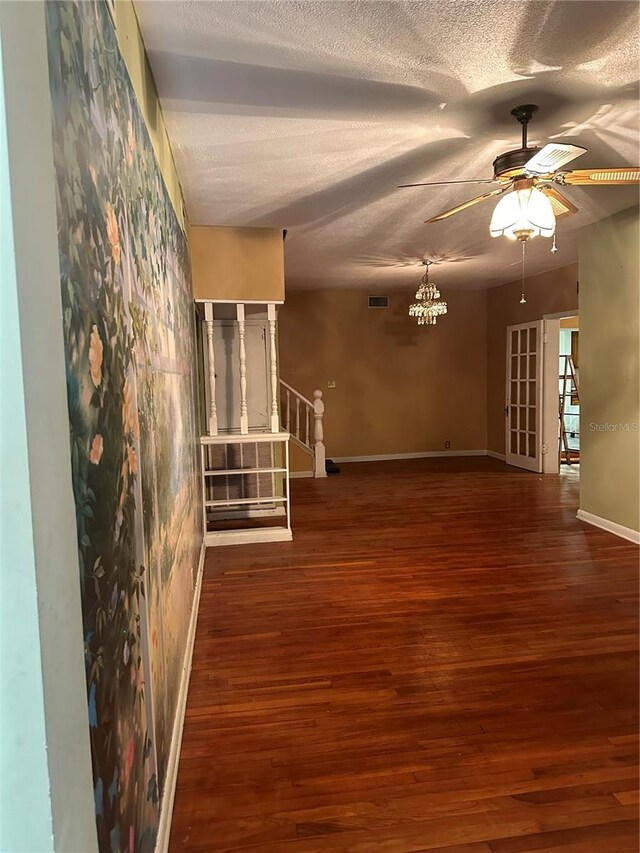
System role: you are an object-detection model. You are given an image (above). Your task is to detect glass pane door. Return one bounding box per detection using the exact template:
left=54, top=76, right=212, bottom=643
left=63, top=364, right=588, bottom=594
left=505, top=321, right=543, bottom=472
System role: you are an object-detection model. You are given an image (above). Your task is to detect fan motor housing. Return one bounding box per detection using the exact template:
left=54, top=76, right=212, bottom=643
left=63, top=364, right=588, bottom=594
left=493, top=147, right=543, bottom=181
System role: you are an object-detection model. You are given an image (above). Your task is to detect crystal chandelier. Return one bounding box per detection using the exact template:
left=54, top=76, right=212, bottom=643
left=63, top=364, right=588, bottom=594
left=409, top=262, right=447, bottom=325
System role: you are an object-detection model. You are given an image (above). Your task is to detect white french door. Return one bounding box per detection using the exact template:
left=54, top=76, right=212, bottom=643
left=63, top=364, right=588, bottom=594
left=505, top=320, right=544, bottom=472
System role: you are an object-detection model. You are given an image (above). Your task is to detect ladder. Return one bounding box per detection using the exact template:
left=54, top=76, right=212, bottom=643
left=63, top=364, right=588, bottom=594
left=559, top=354, right=580, bottom=465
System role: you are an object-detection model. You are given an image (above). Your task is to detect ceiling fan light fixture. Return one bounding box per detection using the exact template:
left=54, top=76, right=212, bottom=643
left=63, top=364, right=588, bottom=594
left=489, top=180, right=556, bottom=241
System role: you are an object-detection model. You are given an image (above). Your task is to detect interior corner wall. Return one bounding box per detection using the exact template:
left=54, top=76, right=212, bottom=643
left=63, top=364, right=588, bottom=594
left=486, top=264, right=579, bottom=456
left=190, top=225, right=285, bottom=302
left=579, top=206, right=640, bottom=534
left=0, top=3, right=97, bottom=850
left=278, top=288, right=487, bottom=459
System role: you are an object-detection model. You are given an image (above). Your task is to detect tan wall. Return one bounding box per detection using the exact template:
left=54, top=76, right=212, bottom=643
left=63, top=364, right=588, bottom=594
left=560, top=316, right=579, bottom=329
left=579, top=206, right=639, bottom=533
left=279, top=288, right=487, bottom=460
left=190, top=225, right=285, bottom=302
left=112, top=0, right=185, bottom=226
left=289, top=441, right=314, bottom=475
left=487, top=264, right=578, bottom=455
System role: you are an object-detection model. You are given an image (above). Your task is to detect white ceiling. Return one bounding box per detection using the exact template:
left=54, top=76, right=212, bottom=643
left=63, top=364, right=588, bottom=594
left=135, top=0, right=640, bottom=290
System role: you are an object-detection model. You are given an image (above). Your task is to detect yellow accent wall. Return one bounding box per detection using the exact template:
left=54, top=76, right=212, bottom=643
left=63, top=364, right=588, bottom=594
left=190, top=225, right=285, bottom=302
left=560, top=316, right=579, bottom=329
left=279, top=287, right=488, bottom=459
left=111, top=0, right=185, bottom=227
left=579, top=206, right=639, bottom=534
left=290, top=441, right=314, bottom=474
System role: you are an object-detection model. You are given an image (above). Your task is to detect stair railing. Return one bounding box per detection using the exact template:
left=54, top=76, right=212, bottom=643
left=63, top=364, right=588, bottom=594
left=279, top=380, right=327, bottom=478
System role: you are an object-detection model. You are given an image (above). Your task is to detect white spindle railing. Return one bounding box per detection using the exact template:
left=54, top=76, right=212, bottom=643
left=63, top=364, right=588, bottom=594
left=279, top=380, right=326, bottom=478
left=198, top=301, right=325, bottom=477
left=236, top=304, right=248, bottom=434
left=204, top=302, right=217, bottom=435
left=267, top=304, right=279, bottom=433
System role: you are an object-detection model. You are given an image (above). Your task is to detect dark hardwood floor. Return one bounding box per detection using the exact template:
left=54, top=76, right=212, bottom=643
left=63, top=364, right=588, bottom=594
left=170, top=457, right=639, bottom=852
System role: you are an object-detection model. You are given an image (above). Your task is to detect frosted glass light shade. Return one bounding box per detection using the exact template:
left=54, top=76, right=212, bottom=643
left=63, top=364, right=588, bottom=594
left=490, top=185, right=556, bottom=240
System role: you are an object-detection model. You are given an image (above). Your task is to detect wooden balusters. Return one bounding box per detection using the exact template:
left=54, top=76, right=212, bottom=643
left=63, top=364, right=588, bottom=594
left=306, top=406, right=310, bottom=447
left=296, top=397, right=301, bottom=440
left=313, top=389, right=327, bottom=478
left=286, top=388, right=291, bottom=432
left=236, top=304, right=248, bottom=434
left=267, top=304, right=279, bottom=433
left=204, top=301, right=217, bottom=436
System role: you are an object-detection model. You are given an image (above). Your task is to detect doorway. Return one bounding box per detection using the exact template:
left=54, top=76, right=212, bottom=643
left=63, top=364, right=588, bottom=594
left=559, top=317, right=580, bottom=476
left=541, top=312, right=580, bottom=475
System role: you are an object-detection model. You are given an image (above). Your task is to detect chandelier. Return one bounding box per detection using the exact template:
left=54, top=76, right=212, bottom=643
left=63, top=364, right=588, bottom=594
left=409, top=262, right=447, bottom=325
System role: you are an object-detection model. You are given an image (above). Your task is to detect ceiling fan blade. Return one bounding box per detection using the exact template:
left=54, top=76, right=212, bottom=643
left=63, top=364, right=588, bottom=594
left=424, top=186, right=509, bottom=223
left=524, top=143, right=586, bottom=175
left=399, top=178, right=495, bottom=188
left=556, top=167, right=640, bottom=186
left=540, top=186, right=578, bottom=218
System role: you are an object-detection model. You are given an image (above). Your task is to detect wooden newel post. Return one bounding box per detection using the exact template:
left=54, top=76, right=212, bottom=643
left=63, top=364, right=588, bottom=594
left=313, top=389, right=327, bottom=478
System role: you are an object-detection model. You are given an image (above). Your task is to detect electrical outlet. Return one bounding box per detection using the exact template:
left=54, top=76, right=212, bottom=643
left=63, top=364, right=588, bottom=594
left=327, top=379, right=336, bottom=389
left=444, top=441, right=451, bottom=449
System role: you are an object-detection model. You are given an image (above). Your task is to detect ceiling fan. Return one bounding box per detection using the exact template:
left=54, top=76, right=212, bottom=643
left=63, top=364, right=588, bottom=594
left=399, top=104, right=640, bottom=240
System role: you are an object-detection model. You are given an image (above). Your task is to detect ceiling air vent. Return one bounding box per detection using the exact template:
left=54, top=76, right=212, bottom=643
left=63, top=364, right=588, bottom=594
left=368, top=296, right=389, bottom=308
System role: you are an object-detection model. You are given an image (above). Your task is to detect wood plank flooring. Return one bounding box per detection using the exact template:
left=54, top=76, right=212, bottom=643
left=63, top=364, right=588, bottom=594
left=170, top=457, right=639, bottom=852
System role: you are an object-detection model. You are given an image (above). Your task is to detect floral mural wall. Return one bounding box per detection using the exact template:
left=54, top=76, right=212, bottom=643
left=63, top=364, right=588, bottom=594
left=45, top=1, right=201, bottom=849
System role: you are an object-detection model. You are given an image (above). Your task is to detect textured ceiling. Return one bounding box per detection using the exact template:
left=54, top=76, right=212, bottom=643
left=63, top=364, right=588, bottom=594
left=135, top=0, right=640, bottom=290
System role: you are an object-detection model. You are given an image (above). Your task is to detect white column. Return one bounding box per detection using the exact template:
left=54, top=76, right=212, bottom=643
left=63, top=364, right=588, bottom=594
left=204, top=301, right=217, bottom=436
left=237, top=303, right=248, bottom=434
left=285, top=438, right=291, bottom=533
left=313, top=390, right=327, bottom=478
left=267, top=303, right=279, bottom=433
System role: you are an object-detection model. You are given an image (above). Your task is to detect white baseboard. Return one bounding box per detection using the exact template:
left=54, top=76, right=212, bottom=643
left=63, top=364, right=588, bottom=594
left=576, top=509, right=640, bottom=544
left=487, top=450, right=506, bottom=461
left=208, top=506, right=286, bottom=521
left=204, top=527, right=292, bottom=546
left=155, top=540, right=206, bottom=853
left=332, top=450, right=488, bottom=463
left=290, top=470, right=313, bottom=479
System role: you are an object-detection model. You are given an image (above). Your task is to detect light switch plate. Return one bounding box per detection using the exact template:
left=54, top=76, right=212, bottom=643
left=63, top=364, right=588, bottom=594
left=327, top=379, right=336, bottom=389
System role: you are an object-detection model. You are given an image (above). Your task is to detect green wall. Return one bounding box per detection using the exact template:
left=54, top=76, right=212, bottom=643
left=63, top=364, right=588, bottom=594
left=0, top=28, right=54, bottom=852
left=579, top=206, right=640, bottom=535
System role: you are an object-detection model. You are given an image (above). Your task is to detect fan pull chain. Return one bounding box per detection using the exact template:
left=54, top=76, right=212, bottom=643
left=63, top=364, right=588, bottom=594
left=520, top=240, right=527, bottom=305
left=551, top=234, right=558, bottom=254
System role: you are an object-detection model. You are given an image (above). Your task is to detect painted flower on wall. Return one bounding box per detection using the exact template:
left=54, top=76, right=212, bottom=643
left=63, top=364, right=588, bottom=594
left=106, top=202, right=121, bottom=265
left=123, top=377, right=140, bottom=441
left=127, top=445, right=138, bottom=476
left=89, top=324, right=104, bottom=388
left=90, top=434, right=104, bottom=465
left=127, top=121, right=136, bottom=167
